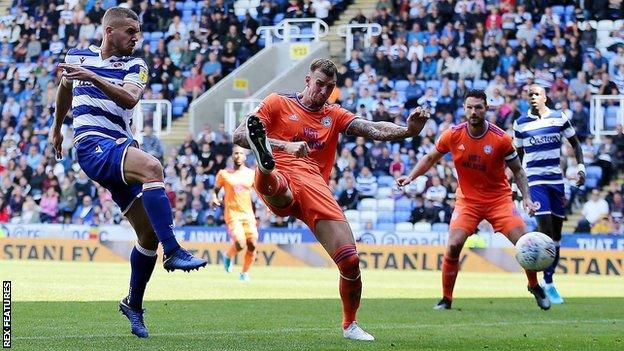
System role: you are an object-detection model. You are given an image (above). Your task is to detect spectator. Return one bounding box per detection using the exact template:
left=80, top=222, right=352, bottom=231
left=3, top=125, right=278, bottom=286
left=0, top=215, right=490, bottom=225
left=140, top=125, right=164, bottom=161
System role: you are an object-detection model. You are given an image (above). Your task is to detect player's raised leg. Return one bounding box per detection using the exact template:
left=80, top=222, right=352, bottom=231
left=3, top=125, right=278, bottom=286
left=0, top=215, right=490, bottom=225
left=124, top=146, right=207, bottom=271
left=435, top=228, right=470, bottom=310
left=118, top=198, right=159, bottom=338
left=315, top=220, right=374, bottom=341
left=507, top=227, right=551, bottom=310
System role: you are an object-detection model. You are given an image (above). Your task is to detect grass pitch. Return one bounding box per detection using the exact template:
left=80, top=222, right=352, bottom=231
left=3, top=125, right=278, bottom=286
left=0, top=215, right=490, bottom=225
left=2, top=261, right=623, bottom=350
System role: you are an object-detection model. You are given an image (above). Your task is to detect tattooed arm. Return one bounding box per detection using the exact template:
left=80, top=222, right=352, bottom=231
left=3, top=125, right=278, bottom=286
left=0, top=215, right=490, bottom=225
left=345, top=107, right=430, bottom=141
left=233, top=115, right=310, bottom=157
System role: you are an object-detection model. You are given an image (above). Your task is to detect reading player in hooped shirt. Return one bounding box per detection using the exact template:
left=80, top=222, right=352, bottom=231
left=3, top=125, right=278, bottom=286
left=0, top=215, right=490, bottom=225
left=397, top=90, right=552, bottom=311
left=232, top=58, right=430, bottom=341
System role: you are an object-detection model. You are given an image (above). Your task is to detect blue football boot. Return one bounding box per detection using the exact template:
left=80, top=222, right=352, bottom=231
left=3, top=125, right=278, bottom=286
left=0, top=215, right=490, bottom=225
left=163, top=247, right=207, bottom=272
left=119, top=297, right=149, bottom=338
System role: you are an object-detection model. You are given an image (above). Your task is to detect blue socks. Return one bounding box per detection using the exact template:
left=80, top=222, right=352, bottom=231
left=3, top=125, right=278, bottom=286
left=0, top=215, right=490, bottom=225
left=543, top=243, right=560, bottom=284
left=128, top=245, right=157, bottom=310
left=141, top=183, right=180, bottom=256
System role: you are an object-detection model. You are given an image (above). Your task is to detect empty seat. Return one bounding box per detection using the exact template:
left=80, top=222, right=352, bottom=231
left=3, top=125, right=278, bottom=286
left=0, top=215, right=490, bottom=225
left=377, top=211, right=394, bottom=223
left=360, top=211, right=378, bottom=224
left=375, top=187, right=393, bottom=199
left=377, top=175, right=395, bottom=187
left=413, top=222, right=432, bottom=232
left=394, top=211, right=411, bottom=222
left=394, top=80, right=409, bottom=91
left=472, top=79, right=488, bottom=90
left=395, top=198, right=412, bottom=211
left=377, top=222, right=395, bottom=231
left=432, top=222, right=449, bottom=232
left=395, top=222, right=413, bottom=231
left=377, top=198, right=395, bottom=211
left=344, top=210, right=359, bottom=222
left=358, top=198, right=377, bottom=211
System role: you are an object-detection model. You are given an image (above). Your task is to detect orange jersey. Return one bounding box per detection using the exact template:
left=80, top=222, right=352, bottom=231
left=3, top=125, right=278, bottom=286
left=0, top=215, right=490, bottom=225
left=254, top=92, right=356, bottom=183
left=435, top=122, right=518, bottom=204
left=215, top=166, right=256, bottom=222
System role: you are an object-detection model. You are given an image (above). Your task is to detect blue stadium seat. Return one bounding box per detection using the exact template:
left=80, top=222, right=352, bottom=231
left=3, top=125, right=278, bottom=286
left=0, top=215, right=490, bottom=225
left=464, top=80, right=473, bottom=89
left=605, top=106, right=620, bottom=129
left=142, top=32, right=151, bottom=41
left=183, top=1, right=196, bottom=10
left=173, top=105, right=185, bottom=117
left=273, top=13, right=285, bottom=24
left=432, top=223, right=449, bottom=232
left=182, top=10, right=194, bottom=22
left=151, top=84, right=163, bottom=93
left=585, top=166, right=603, bottom=189
left=377, top=175, right=395, bottom=187
left=552, top=6, right=565, bottom=18
left=394, top=211, right=411, bottom=222
left=565, top=5, right=575, bottom=16
left=173, top=96, right=189, bottom=108
left=394, top=80, right=409, bottom=91
left=150, top=31, right=164, bottom=40
left=377, top=222, right=395, bottom=231
left=426, top=80, right=440, bottom=91
left=472, top=79, right=488, bottom=90
left=377, top=211, right=395, bottom=223
left=508, top=39, right=519, bottom=48
left=395, top=198, right=412, bottom=211
left=176, top=1, right=184, bottom=10
left=416, top=80, right=426, bottom=90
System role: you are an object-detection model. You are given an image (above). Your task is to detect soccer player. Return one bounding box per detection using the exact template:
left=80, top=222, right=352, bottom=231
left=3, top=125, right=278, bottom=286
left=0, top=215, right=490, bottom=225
left=211, top=145, right=258, bottom=281
left=52, top=7, right=207, bottom=338
left=513, top=85, right=585, bottom=304
left=396, top=90, right=551, bottom=311
left=232, top=58, right=430, bottom=341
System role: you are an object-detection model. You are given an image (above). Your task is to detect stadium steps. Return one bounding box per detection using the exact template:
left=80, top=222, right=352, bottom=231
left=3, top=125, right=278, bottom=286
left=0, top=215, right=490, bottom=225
left=160, top=113, right=190, bottom=146
left=324, top=0, right=379, bottom=62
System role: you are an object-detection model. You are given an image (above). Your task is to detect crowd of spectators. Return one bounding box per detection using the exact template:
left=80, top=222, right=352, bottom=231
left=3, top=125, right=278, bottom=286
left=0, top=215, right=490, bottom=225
left=0, top=0, right=623, bottom=235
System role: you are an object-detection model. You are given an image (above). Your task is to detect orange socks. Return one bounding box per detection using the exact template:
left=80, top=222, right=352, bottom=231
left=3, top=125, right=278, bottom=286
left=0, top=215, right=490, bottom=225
left=442, top=255, right=460, bottom=301
left=242, top=249, right=256, bottom=273
left=332, top=244, right=361, bottom=329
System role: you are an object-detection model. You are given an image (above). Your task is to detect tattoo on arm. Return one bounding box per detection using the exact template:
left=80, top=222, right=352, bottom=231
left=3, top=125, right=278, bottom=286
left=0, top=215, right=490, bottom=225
left=346, top=119, right=409, bottom=141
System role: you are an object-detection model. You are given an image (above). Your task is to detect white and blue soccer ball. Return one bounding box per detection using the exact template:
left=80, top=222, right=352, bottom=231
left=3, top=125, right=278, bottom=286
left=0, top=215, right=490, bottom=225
left=515, top=232, right=556, bottom=271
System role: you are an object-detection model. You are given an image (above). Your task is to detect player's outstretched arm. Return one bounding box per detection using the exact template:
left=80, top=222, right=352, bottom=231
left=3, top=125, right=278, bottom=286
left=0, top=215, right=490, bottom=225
left=52, top=76, right=73, bottom=159
left=507, top=156, right=536, bottom=216
left=346, top=107, right=430, bottom=141
left=396, top=148, right=444, bottom=187
left=58, top=63, right=143, bottom=110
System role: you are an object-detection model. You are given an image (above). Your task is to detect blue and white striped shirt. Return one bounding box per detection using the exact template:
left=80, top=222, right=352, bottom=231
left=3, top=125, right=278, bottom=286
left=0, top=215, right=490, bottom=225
left=64, top=45, right=148, bottom=143
left=513, top=108, right=576, bottom=186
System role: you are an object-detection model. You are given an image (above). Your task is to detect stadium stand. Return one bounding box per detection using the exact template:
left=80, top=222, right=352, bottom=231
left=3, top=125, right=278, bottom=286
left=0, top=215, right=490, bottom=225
left=0, top=0, right=623, bottom=235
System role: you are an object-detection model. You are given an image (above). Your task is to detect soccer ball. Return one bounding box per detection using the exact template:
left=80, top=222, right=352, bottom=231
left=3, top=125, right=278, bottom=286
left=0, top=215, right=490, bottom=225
left=515, top=232, right=556, bottom=271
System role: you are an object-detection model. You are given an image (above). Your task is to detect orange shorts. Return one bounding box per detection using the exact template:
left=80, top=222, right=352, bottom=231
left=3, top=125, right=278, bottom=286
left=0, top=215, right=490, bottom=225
left=257, top=166, right=345, bottom=233
left=226, top=218, right=259, bottom=243
left=450, top=196, right=526, bottom=235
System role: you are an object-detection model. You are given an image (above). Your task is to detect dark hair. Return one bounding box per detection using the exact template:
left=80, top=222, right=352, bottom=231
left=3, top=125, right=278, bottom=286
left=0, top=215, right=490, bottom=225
left=464, top=89, right=487, bottom=104
left=102, top=7, right=139, bottom=26
left=310, top=58, right=337, bottom=78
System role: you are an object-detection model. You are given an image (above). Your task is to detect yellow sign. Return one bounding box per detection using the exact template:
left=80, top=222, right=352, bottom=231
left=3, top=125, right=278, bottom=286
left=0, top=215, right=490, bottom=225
left=289, top=43, right=310, bottom=60
left=0, top=238, right=125, bottom=262
left=233, top=78, right=248, bottom=90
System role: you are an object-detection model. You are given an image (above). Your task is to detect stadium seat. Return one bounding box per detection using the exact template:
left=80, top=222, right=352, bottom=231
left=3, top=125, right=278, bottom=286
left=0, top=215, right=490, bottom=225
left=274, top=13, right=285, bottom=24
left=377, top=222, right=395, bottom=231
left=508, top=39, right=519, bottom=48
left=394, top=80, right=409, bottom=91
left=142, top=32, right=151, bottom=41
left=234, top=7, right=247, bottom=17
left=416, top=80, right=426, bottom=90
left=358, top=198, right=377, bottom=211
left=552, top=6, right=565, bottom=18
left=377, top=175, right=395, bottom=187
left=605, top=106, right=620, bottom=129
left=151, top=83, right=163, bottom=93
left=375, top=187, right=393, bottom=199
left=150, top=31, right=164, bottom=40
left=565, top=5, right=575, bottom=16
left=360, top=211, right=378, bottom=224
left=348, top=221, right=361, bottom=231
left=344, top=210, right=360, bottom=222
left=394, top=211, right=411, bottom=222
left=377, top=211, right=394, bottom=223
left=585, top=166, right=603, bottom=188
left=176, top=1, right=184, bottom=10
left=413, top=222, right=432, bottom=232
left=432, top=223, right=449, bottom=232
left=473, top=79, right=488, bottom=90
left=395, top=198, right=412, bottom=211
left=426, top=80, right=440, bottom=91
left=249, top=0, right=261, bottom=7
left=377, top=198, right=395, bottom=211
left=395, top=222, right=413, bottom=231
left=464, top=80, right=473, bottom=89
left=183, top=1, right=196, bottom=10
left=173, top=105, right=185, bottom=117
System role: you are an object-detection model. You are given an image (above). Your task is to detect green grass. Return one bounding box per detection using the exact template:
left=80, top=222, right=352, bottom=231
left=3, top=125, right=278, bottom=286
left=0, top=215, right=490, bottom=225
left=3, top=261, right=624, bottom=350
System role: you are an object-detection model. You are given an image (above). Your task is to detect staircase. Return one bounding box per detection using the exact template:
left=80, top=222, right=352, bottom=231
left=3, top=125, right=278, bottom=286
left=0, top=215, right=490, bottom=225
left=160, top=114, right=190, bottom=147
left=325, top=0, right=379, bottom=63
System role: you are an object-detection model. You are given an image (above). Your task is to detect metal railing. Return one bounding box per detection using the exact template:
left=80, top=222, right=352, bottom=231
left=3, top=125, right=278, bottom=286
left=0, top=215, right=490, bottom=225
left=336, top=23, right=382, bottom=61
left=256, top=18, right=329, bottom=47
left=589, top=95, right=624, bottom=142
left=223, top=98, right=263, bottom=136
left=133, top=99, right=172, bottom=137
